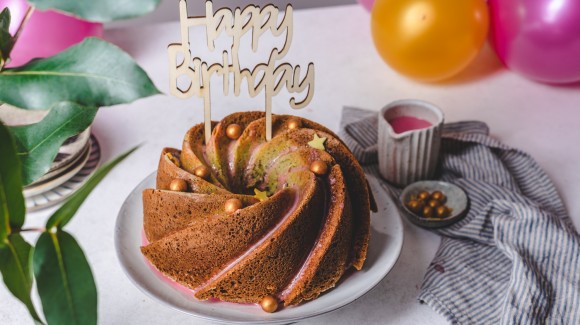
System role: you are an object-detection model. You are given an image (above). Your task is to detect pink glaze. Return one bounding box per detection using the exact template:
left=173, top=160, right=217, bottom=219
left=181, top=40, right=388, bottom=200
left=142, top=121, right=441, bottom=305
left=273, top=166, right=311, bottom=190
left=243, top=141, right=268, bottom=177
left=258, top=146, right=308, bottom=187
left=143, top=230, right=260, bottom=307
left=279, top=175, right=331, bottom=301
left=387, top=116, right=432, bottom=134
left=227, top=141, right=237, bottom=177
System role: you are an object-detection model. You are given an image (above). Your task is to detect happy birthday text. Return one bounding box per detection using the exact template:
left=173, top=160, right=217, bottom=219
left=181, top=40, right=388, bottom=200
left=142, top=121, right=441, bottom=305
left=168, top=0, right=315, bottom=115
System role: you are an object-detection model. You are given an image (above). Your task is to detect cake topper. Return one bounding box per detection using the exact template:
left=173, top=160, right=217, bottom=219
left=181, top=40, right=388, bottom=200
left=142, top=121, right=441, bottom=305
left=168, top=0, right=315, bottom=143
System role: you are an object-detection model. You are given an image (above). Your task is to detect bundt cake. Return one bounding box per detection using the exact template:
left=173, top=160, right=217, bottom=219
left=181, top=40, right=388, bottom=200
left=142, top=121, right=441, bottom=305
left=141, top=111, right=377, bottom=310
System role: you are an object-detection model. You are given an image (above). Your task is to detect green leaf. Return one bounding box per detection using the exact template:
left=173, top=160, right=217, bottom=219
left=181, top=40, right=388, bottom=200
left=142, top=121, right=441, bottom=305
left=0, top=37, right=160, bottom=110
left=46, top=146, right=138, bottom=229
left=33, top=231, right=96, bottom=325
left=9, top=103, right=99, bottom=185
left=0, top=121, right=25, bottom=240
left=0, top=234, right=43, bottom=324
left=0, top=8, right=10, bottom=30
left=0, top=8, right=15, bottom=69
left=28, top=0, right=161, bottom=22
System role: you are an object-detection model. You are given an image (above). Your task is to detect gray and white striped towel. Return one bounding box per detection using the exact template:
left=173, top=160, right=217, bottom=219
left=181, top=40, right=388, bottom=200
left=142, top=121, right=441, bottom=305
left=339, top=106, right=580, bottom=324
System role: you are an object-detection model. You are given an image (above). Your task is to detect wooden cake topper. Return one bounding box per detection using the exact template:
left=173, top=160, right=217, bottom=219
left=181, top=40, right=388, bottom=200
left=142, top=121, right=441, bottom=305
left=168, top=0, right=315, bottom=143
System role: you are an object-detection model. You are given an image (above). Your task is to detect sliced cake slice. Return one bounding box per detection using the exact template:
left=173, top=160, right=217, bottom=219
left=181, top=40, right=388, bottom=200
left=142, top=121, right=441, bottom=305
left=180, top=122, right=225, bottom=188
left=193, top=171, right=324, bottom=303
left=141, top=188, right=295, bottom=291
left=205, top=111, right=266, bottom=188
left=143, top=190, right=258, bottom=242
left=157, top=148, right=227, bottom=194
left=279, top=164, right=353, bottom=305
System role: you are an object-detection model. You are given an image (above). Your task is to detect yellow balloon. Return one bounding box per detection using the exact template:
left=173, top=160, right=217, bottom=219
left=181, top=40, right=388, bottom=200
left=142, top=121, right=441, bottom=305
left=371, top=0, right=489, bottom=82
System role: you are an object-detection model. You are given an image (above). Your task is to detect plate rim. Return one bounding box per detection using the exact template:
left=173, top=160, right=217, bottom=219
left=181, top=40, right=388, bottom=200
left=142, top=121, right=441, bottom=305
left=25, top=135, right=102, bottom=211
left=23, top=140, right=91, bottom=195
left=115, top=172, right=404, bottom=324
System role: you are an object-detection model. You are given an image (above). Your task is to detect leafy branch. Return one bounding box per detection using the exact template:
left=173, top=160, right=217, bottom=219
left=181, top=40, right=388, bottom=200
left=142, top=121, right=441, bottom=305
left=0, top=5, right=160, bottom=184
left=0, top=5, right=33, bottom=70
left=1, top=121, right=138, bottom=324
left=0, top=8, right=14, bottom=70
left=0, top=0, right=161, bottom=323
left=0, top=37, right=161, bottom=111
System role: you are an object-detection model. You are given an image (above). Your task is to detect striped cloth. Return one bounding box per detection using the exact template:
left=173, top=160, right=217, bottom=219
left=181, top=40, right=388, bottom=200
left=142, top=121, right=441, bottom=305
left=339, top=106, right=580, bottom=324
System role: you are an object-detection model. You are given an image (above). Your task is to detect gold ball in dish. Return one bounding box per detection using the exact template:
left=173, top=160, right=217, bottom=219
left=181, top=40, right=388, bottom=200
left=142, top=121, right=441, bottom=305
left=407, top=199, right=423, bottom=213
left=260, top=295, right=278, bottom=313
left=436, top=206, right=450, bottom=218
left=194, top=165, right=210, bottom=180
left=287, top=118, right=302, bottom=130
left=310, top=160, right=328, bottom=176
left=418, top=191, right=430, bottom=201
left=422, top=206, right=434, bottom=218
left=169, top=179, right=188, bottom=192
left=226, top=124, right=242, bottom=140
left=431, top=191, right=447, bottom=204
left=427, top=200, right=440, bottom=208
left=224, top=198, right=243, bottom=214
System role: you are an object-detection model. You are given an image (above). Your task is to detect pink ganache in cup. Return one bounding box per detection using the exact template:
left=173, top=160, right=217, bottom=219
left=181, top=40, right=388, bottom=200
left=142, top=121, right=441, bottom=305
left=387, top=116, right=432, bottom=134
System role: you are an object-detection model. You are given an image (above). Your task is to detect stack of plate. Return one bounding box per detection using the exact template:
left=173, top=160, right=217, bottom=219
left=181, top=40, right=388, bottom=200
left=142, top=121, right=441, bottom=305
left=24, top=131, right=101, bottom=211
left=24, top=128, right=91, bottom=197
left=0, top=104, right=102, bottom=211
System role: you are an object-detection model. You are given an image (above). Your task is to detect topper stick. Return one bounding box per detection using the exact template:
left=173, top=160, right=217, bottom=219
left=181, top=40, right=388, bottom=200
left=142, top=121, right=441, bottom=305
left=203, top=92, right=211, bottom=144
left=266, top=100, right=272, bottom=141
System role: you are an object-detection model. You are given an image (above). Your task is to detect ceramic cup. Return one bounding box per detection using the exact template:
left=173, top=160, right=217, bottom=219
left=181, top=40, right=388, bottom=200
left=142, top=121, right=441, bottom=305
left=378, top=99, right=444, bottom=186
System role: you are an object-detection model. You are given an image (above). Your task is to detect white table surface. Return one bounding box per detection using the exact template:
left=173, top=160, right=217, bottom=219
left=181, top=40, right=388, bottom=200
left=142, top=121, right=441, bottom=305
left=2, top=4, right=580, bottom=325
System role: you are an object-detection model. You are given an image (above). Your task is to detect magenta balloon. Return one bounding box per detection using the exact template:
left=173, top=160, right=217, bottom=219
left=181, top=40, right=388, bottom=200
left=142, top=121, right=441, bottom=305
left=357, top=0, right=375, bottom=12
left=489, top=0, right=580, bottom=84
left=0, top=0, right=103, bottom=68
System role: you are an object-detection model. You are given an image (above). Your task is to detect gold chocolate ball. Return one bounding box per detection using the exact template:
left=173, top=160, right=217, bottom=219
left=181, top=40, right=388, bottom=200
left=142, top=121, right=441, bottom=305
left=169, top=179, right=188, bottom=192
left=194, top=165, right=210, bottom=179
left=287, top=118, right=302, bottom=130
left=226, top=124, right=242, bottom=140
left=407, top=199, right=423, bottom=214
left=427, top=200, right=440, bottom=208
left=422, top=206, right=434, bottom=218
left=418, top=191, right=430, bottom=201
left=431, top=191, right=447, bottom=204
left=224, top=198, right=243, bottom=214
left=310, top=160, right=328, bottom=176
left=260, top=295, right=278, bottom=313
left=436, top=206, right=450, bottom=218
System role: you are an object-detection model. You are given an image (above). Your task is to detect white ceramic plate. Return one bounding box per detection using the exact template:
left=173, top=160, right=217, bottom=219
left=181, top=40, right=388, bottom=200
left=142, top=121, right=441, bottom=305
left=45, top=127, right=92, bottom=174
left=25, top=135, right=101, bottom=212
left=23, top=141, right=91, bottom=197
left=115, top=173, right=404, bottom=325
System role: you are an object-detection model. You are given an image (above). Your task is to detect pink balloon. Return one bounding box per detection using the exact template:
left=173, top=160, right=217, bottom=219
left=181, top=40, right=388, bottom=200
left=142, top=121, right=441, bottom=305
left=0, top=0, right=103, bottom=67
left=489, top=0, right=580, bottom=84
left=357, top=0, right=375, bottom=12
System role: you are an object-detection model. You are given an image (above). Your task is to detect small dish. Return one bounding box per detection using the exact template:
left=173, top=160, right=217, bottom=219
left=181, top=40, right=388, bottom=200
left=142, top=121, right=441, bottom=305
left=399, top=180, right=468, bottom=229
